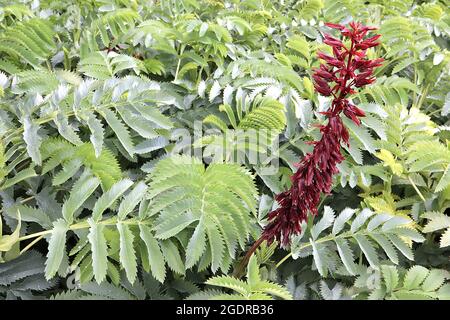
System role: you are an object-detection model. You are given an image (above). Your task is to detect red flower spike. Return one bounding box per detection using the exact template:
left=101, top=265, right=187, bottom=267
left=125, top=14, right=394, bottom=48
left=262, top=23, right=382, bottom=247
left=237, top=23, right=383, bottom=273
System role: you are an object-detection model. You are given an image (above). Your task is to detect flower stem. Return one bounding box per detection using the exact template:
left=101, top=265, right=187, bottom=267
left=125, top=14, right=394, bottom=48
left=234, top=236, right=265, bottom=277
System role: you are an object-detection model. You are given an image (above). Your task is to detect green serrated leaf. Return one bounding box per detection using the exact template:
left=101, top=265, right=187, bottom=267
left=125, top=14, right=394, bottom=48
left=335, top=238, right=358, bottom=275
left=87, top=218, right=108, bottom=284
left=185, top=219, right=207, bottom=269
left=421, top=269, right=447, bottom=292
left=117, top=181, right=147, bottom=220
left=92, top=179, right=133, bottom=221
left=139, top=224, right=166, bottom=283
left=246, top=254, right=260, bottom=288
left=62, top=172, right=100, bottom=224
left=404, top=266, right=429, bottom=290
left=23, top=116, right=42, bottom=165
left=101, top=109, right=135, bottom=156
left=311, top=206, right=334, bottom=240
left=117, top=223, right=137, bottom=283
left=354, top=234, right=379, bottom=269
left=381, top=265, right=399, bottom=292
left=332, top=208, right=355, bottom=235
left=45, top=219, right=68, bottom=280
left=160, top=239, right=185, bottom=275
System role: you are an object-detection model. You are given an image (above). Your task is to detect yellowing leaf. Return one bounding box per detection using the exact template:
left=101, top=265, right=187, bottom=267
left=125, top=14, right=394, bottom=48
left=376, top=149, right=403, bottom=175
left=303, top=77, right=314, bottom=99
left=0, top=210, right=21, bottom=252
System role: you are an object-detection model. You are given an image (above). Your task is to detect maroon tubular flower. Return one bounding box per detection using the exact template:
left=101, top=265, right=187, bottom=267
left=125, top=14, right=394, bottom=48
left=258, top=22, right=383, bottom=248
left=312, top=74, right=332, bottom=96
left=354, top=57, right=383, bottom=70
left=323, top=34, right=344, bottom=48
left=317, top=51, right=344, bottom=67
left=324, top=22, right=345, bottom=30
left=313, top=67, right=335, bottom=81
left=343, top=103, right=366, bottom=125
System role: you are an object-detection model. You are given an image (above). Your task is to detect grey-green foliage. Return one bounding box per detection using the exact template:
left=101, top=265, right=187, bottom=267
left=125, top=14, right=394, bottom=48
left=40, top=138, right=122, bottom=190
left=43, top=177, right=153, bottom=284
left=290, top=207, right=425, bottom=277
left=4, top=153, right=259, bottom=287
left=78, top=51, right=143, bottom=79
left=0, top=0, right=449, bottom=301
left=0, top=18, right=56, bottom=73
left=0, top=76, right=174, bottom=185
left=368, top=265, right=449, bottom=300
left=188, top=255, right=293, bottom=300
left=80, top=8, right=140, bottom=56
left=422, top=212, right=450, bottom=248
left=197, top=94, right=286, bottom=164
left=52, top=269, right=169, bottom=300
left=285, top=276, right=352, bottom=300
left=148, top=155, right=258, bottom=273
left=337, top=103, right=441, bottom=193
left=0, top=251, right=57, bottom=300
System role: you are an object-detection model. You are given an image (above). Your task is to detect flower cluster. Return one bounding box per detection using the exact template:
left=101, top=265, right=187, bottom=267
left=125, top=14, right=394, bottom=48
left=260, top=22, right=383, bottom=247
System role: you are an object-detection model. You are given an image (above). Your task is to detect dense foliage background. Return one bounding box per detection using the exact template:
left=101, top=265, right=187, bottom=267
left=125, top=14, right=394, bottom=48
left=0, top=0, right=449, bottom=300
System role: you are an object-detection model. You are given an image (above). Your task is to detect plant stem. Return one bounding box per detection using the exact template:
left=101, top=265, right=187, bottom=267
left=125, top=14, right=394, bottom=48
left=174, top=44, right=186, bottom=82
left=234, top=236, right=265, bottom=277
left=407, top=175, right=426, bottom=203
left=20, top=235, right=44, bottom=255
left=17, top=230, right=51, bottom=242
left=416, top=84, right=430, bottom=110
left=275, top=252, right=292, bottom=268
left=275, top=229, right=378, bottom=269
left=16, top=216, right=150, bottom=244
